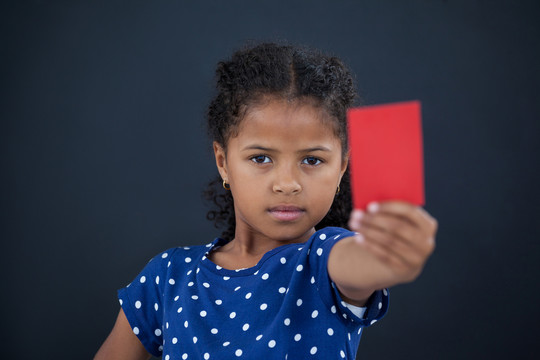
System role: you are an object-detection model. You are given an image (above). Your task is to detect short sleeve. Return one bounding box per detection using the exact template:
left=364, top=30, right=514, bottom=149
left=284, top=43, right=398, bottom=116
left=309, top=227, right=389, bottom=327
left=117, top=249, right=174, bottom=357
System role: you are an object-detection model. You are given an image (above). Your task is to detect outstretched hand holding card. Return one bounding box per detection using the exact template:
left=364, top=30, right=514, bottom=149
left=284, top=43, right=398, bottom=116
left=347, top=100, right=425, bottom=210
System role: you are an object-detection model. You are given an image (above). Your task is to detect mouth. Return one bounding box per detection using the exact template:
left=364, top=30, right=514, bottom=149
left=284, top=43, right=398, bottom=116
left=268, top=205, right=305, bottom=222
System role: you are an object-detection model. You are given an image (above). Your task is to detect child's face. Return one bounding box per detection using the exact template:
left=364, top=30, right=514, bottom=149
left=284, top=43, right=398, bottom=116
left=214, top=99, right=348, bottom=244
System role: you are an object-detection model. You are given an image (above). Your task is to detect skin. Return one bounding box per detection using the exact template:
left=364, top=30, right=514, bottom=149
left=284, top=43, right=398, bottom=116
left=94, top=99, right=437, bottom=359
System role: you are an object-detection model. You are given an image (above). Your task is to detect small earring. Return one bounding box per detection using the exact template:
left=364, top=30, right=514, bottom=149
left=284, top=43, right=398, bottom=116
left=223, top=180, right=230, bottom=190
left=336, top=185, right=340, bottom=194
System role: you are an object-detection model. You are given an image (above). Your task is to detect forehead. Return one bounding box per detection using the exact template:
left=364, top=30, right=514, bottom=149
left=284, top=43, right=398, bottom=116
left=232, top=100, right=341, bottom=148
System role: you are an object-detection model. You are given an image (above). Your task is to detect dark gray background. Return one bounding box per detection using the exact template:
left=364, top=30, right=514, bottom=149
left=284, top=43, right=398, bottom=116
left=2, top=1, right=539, bottom=359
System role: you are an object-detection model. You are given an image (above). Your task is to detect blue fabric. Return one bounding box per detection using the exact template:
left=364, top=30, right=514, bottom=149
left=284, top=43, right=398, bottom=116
left=118, top=227, right=389, bottom=359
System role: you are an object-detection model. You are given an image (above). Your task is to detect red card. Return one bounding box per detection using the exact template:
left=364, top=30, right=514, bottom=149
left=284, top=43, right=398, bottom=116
left=347, top=100, right=425, bottom=210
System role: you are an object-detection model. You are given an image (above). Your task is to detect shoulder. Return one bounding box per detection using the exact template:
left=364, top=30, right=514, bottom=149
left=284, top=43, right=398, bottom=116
left=309, top=227, right=355, bottom=247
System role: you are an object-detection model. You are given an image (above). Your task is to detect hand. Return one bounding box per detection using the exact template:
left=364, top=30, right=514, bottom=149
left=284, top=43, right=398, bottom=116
left=348, top=201, right=437, bottom=285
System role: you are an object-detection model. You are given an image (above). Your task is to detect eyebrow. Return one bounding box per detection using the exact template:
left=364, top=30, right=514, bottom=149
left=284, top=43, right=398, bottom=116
left=241, top=145, right=332, bottom=153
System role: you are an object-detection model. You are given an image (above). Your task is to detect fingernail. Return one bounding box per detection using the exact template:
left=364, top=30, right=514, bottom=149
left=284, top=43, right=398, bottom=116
left=354, top=209, right=364, bottom=220
left=367, top=202, right=379, bottom=213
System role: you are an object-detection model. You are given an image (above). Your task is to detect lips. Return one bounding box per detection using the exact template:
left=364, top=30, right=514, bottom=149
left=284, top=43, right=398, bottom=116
left=268, top=205, right=305, bottom=222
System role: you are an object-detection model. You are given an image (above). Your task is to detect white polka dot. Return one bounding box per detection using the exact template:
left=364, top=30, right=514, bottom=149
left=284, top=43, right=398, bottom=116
left=211, top=328, right=218, bottom=334
left=311, top=310, right=318, bottom=318
left=165, top=355, right=170, bottom=360
left=340, top=350, right=345, bottom=358
left=215, top=299, right=223, bottom=305
left=230, top=312, right=236, bottom=319
left=174, top=295, right=180, bottom=301
left=343, top=313, right=348, bottom=319
left=177, top=307, right=183, bottom=313
left=327, top=328, right=334, bottom=336
left=261, top=273, right=269, bottom=280
left=135, top=300, right=142, bottom=309
left=159, top=345, right=163, bottom=352
left=316, top=248, right=323, bottom=256
left=166, top=322, right=169, bottom=329
left=168, top=261, right=171, bottom=267
left=296, top=265, right=303, bottom=272
left=155, top=276, right=160, bottom=284
left=245, top=292, right=252, bottom=299
left=119, top=299, right=123, bottom=305
left=260, top=303, right=268, bottom=310
left=256, top=334, right=263, bottom=341
left=172, top=337, right=178, bottom=344
left=223, top=342, right=230, bottom=347
left=294, top=334, right=301, bottom=341
left=310, top=276, right=315, bottom=284
left=284, top=318, right=291, bottom=326
left=188, top=281, right=194, bottom=287
left=254, top=270, right=259, bottom=275
left=200, top=310, right=207, bottom=317
left=185, top=257, right=192, bottom=263
left=298, top=247, right=303, bottom=251
left=223, top=276, right=230, bottom=281
left=242, top=323, right=250, bottom=331
left=296, top=299, right=303, bottom=306
left=235, top=349, right=241, bottom=356
left=140, top=276, right=146, bottom=283
left=279, top=287, right=286, bottom=293
left=234, top=286, right=241, bottom=291
left=192, top=295, right=198, bottom=300
left=319, top=234, right=327, bottom=240
left=184, top=320, right=188, bottom=328
left=154, top=303, right=159, bottom=311
left=348, top=332, right=351, bottom=340
left=154, top=329, right=161, bottom=336
left=370, top=319, right=377, bottom=325
left=383, top=288, right=388, bottom=296
left=193, top=336, right=198, bottom=343
left=358, top=328, right=362, bottom=334
left=310, top=346, right=318, bottom=355
left=216, top=265, right=222, bottom=270
left=187, top=270, right=192, bottom=275
left=280, top=257, right=286, bottom=264
left=184, top=246, right=190, bottom=250
left=133, top=327, right=139, bottom=335
left=162, top=253, right=168, bottom=258
left=268, top=340, right=276, bottom=348
left=378, top=302, right=382, bottom=309
left=202, top=256, right=206, bottom=261
left=204, top=353, right=210, bottom=360
left=203, top=282, right=210, bottom=288
left=331, top=305, right=336, bottom=313
left=182, top=354, right=188, bottom=360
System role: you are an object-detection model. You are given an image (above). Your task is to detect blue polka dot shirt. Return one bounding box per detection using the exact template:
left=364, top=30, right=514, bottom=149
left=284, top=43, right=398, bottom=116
left=118, top=227, right=389, bottom=359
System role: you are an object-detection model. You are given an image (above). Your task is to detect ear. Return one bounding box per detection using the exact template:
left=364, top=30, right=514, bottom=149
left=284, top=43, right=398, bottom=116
left=213, top=141, right=229, bottom=181
left=339, top=151, right=349, bottom=184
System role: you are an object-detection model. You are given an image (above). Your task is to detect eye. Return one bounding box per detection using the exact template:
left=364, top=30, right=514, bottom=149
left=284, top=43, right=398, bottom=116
left=250, top=155, right=272, bottom=164
left=302, top=156, right=322, bottom=166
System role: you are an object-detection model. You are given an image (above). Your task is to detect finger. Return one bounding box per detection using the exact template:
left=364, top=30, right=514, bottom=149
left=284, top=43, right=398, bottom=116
left=357, top=224, right=426, bottom=269
left=360, top=212, right=432, bottom=253
left=348, top=209, right=364, bottom=231
left=367, top=201, right=438, bottom=234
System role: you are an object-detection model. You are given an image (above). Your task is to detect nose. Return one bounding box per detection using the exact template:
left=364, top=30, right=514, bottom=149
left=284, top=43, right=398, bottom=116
left=272, top=164, right=302, bottom=195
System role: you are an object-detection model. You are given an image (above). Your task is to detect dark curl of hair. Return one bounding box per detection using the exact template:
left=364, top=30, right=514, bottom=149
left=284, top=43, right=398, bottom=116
left=204, top=42, right=357, bottom=241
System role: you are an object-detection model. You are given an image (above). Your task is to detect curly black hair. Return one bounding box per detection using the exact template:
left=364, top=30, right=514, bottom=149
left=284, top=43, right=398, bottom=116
left=204, top=42, right=357, bottom=241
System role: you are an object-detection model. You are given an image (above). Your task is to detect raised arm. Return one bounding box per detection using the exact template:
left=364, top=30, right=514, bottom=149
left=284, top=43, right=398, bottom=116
left=94, top=308, right=151, bottom=360
left=328, top=201, right=437, bottom=306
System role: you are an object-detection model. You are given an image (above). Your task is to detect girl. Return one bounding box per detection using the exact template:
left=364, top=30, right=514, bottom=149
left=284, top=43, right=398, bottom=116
left=95, top=43, right=437, bottom=360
